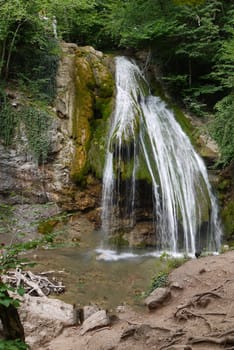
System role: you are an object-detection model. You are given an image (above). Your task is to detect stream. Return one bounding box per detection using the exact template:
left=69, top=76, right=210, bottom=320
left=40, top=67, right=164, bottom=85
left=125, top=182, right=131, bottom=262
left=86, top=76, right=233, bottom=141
left=27, top=228, right=165, bottom=311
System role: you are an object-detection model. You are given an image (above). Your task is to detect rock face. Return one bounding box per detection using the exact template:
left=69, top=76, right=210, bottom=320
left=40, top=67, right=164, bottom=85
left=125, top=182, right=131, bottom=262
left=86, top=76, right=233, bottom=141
left=0, top=43, right=114, bottom=216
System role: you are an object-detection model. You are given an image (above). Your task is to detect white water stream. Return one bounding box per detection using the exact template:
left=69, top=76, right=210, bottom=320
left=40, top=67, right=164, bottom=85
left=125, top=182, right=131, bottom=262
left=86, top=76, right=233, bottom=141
left=101, top=56, right=221, bottom=256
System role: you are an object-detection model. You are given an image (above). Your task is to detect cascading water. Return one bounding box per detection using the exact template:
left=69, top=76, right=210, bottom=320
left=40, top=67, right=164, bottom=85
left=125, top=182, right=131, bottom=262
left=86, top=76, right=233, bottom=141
left=101, top=56, right=221, bottom=256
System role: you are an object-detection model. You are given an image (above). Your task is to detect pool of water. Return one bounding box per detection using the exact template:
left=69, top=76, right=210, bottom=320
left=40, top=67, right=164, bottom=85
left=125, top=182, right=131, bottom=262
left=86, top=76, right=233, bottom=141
left=28, top=229, right=165, bottom=310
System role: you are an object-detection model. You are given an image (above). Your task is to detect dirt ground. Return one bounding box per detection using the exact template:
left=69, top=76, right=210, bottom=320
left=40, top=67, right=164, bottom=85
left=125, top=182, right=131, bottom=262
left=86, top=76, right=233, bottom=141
left=37, top=250, right=234, bottom=350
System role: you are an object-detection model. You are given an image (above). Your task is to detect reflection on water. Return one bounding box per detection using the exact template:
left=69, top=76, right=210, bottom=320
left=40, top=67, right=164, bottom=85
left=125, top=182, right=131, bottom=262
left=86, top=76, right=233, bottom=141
left=28, top=230, right=165, bottom=310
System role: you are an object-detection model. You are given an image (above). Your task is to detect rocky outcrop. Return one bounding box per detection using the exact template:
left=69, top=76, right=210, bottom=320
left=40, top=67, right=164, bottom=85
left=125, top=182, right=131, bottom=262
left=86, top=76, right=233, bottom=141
left=0, top=43, right=115, bottom=216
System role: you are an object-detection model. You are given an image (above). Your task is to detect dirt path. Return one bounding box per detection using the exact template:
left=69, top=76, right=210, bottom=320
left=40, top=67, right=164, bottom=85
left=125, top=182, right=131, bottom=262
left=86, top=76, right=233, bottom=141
left=38, top=251, right=234, bottom=350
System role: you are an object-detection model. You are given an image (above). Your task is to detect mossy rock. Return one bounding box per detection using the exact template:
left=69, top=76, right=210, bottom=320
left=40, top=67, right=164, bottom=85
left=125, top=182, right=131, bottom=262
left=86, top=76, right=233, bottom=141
left=222, top=201, right=234, bottom=240
left=70, top=49, right=114, bottom=183
left=108, top=232, right=130, bottom=248
left=94, top=97, right=113, bottom=120
left=88, top=119, right=108, bottom=179
left=71, top=145, right=89, bottom=185
left=38, top=219, right=59, bottom=234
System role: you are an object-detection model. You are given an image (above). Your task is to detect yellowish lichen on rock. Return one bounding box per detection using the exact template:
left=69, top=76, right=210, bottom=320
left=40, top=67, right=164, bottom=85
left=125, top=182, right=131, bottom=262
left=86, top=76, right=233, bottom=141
left=70, top=47, right=114, bottom=183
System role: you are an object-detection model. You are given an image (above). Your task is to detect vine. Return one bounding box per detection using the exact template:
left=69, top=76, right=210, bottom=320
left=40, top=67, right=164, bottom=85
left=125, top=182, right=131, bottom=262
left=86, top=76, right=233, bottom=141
left=20, top=106, right=51, bottom=164
left=0, top=90, right=18, bottom=146
left=0, top=94, right=52, bottom=163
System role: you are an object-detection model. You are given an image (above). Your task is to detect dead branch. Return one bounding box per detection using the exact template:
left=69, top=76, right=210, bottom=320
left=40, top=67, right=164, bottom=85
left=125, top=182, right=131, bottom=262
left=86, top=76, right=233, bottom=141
left=4, top=268, right=65, bottom=297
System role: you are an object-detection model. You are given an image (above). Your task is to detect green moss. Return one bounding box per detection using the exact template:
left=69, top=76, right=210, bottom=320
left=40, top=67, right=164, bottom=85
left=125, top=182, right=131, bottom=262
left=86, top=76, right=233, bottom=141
left=38, top=219, right=58, bottom=234
left=151, top=81, right=196, bottom=146
left=135, top=151, right=153, bottom=183
left=71, top=165, right=88, bottom=187
left=71, top=51, right=114, bottom=183
left=94, top=97, right=113, bottom=120
left=217, top=179, right=231, bottom=191
left=172, top=105, right=196, bottom=145
left=222, top=201, right=234, bottom=240
left=88, top=119, right=108, bottom=178
left=109, top=232, right=129, bottom=247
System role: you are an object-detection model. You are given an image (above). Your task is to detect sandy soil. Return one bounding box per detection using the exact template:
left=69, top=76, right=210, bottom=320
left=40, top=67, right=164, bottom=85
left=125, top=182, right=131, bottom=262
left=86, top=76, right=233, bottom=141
left=37, top=250, right=234, bottom=350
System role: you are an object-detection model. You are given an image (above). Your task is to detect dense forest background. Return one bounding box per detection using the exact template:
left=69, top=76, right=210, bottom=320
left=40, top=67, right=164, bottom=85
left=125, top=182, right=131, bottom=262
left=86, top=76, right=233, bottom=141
left=0, top=0, right=233, bottom=165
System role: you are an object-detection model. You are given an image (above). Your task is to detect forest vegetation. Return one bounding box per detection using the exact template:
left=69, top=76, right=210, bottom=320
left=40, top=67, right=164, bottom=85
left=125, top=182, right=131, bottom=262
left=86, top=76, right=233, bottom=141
left=0, top=1, right=233, bottom=348
left=0, top=0, right=233, bottom=165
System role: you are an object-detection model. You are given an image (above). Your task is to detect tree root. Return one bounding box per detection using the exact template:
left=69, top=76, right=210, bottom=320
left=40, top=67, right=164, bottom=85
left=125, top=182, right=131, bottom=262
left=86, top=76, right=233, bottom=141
left=159, top=330, right=186, bottom=350
left=189, top=335, right=234, bottom=345
left=177, top=309, right=212, bottom=330
left=189, top=329, right=234, bottom=346
left=175, top=289, right=222, bottom=320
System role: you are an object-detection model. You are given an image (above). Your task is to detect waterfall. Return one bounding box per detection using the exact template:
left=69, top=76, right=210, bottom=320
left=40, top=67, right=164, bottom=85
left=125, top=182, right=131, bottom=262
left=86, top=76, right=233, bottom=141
left=101, top=56, right=221, bottom=255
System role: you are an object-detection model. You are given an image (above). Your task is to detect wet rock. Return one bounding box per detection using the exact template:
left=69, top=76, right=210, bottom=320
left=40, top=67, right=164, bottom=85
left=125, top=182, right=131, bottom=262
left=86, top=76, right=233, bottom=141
left=145, top=287, right=171, bottom=310
left=79, top=310, right=110, bottom=335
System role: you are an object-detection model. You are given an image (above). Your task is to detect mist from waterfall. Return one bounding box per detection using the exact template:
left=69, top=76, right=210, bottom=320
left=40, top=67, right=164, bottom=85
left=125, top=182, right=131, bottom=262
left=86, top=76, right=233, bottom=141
left=101, top=56, right=221, bottom=255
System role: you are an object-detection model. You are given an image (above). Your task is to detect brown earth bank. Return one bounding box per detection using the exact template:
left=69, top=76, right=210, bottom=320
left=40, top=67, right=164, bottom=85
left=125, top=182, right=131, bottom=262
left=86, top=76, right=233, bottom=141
left=28, top=250, right=234, bottom=350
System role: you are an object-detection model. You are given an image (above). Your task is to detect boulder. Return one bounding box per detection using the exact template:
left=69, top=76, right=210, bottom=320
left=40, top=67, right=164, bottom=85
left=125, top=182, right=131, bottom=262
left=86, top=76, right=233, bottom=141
left=79, top=310, right=110, bottom=335
left=19, top=295, right=76, bottom=348
left=144, top=287, right=171, bottom=310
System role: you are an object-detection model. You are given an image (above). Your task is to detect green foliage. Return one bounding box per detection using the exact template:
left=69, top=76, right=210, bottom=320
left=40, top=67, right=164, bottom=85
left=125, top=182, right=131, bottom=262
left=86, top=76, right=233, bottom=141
left=211, top=94, right=234, bottom=164
left=147, top=253, right=189, bottom=294
left=0, top=93, right=52, bottom=163
left=149, top=271, right=169, bottom=294
left=0, top=0, right=233, bottom=165
left=16, top=37, right=59, bottom=103
left=221, top=201, right=234, bottom=239
left=0, top=340, right=28, bottom=350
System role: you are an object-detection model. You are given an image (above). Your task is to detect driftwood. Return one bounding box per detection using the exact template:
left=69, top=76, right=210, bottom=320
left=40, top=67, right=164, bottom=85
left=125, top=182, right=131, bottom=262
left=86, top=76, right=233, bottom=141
left=4, top=267, right=65, bottom=297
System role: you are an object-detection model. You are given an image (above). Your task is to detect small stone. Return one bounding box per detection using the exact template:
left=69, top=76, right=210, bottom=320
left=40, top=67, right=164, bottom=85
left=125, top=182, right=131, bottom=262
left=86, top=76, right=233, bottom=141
left=199, top=268, right=206, bottom=274
left=170, top=281, right=184, bottom=289
left=116, top=305, right=127, bottom=313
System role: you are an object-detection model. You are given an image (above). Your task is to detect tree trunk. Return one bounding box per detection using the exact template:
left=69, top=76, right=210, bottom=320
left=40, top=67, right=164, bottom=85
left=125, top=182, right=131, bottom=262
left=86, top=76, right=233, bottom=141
left=188, top=58, right=192, bottom=87
left=4, top=21, right=23, bottom=80
left=0, top=291, right=25, bottom=341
